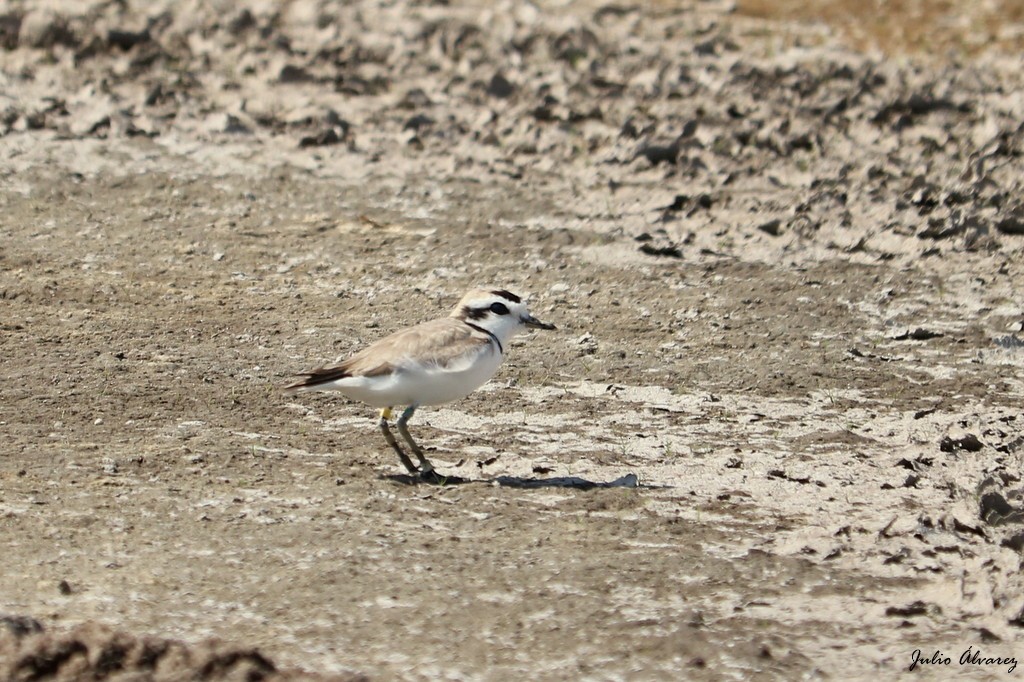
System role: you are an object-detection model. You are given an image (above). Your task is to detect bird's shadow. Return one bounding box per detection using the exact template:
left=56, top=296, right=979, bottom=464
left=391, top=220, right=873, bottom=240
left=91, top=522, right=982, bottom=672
left=384, top=472, right=474, bottom=486
left=384, top=472, right=654, bottom=490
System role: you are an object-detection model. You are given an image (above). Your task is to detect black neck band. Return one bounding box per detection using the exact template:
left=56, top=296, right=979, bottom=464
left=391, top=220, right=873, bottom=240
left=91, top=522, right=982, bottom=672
left=465, top=322, right=503, bottom=355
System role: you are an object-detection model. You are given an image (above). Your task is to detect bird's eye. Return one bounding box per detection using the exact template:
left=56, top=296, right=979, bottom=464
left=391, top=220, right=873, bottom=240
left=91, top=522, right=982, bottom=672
left=489, top=302, right=509, bottom=315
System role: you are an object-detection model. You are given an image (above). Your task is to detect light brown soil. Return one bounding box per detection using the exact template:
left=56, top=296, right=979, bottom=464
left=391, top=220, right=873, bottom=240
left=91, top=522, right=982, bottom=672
left=1, top=1, right=1023, bottom=679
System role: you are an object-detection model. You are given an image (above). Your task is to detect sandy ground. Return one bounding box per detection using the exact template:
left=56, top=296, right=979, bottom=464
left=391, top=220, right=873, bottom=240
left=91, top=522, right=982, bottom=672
left=1, top=1, right=1023, bottom=679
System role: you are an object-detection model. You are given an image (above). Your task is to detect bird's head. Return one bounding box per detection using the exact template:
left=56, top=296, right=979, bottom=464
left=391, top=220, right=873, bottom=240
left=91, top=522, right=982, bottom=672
left=451, top=288, right=555, bottom=346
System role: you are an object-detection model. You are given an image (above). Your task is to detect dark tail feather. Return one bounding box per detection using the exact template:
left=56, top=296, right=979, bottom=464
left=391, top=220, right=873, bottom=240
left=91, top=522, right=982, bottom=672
left=283, top=366, right=350, bottom=392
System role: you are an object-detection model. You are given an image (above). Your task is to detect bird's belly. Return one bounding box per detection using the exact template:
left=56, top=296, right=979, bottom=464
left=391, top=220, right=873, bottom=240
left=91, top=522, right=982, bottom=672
left=408, top=349, right=503, bottom=406
left=331, top=347, right=503, bottom=408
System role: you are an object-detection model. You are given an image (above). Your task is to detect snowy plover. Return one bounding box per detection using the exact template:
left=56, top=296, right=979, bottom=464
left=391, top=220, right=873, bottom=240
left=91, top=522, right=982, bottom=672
left=285, top=289, right=555, bottom=479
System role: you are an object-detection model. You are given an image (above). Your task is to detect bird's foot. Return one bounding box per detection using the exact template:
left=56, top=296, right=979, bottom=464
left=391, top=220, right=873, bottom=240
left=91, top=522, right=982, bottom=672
left=418, top=466, right=447, bottom=484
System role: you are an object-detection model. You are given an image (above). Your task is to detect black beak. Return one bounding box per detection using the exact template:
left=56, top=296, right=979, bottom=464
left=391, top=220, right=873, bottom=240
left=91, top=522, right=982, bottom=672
left=522, top=314, right=556, bottom=330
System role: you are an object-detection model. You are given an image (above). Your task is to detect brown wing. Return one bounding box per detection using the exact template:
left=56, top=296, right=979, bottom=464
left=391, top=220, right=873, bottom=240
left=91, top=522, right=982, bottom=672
left=284, top=317, right=487, bottom=391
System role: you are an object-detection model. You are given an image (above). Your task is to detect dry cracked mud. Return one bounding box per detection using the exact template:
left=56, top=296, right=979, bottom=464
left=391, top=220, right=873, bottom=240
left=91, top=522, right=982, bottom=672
left=1, top=0, right=1023, bottom=680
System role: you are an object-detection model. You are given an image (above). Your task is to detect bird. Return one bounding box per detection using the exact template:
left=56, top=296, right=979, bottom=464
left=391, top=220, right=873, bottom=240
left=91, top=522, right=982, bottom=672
left=284, top=288, right=556, bottom=480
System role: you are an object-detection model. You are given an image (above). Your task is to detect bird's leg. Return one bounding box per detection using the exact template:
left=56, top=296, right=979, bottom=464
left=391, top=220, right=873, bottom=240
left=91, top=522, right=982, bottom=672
left=397, top=405, right=435, bottom=473
left=379, top=407, right=418, bottom=474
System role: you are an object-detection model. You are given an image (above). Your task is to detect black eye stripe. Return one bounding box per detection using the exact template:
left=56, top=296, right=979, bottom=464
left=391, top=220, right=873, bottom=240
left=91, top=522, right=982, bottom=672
left=461, top=305, right=489, bottom=320
left=489, top=302, right=510, bottom=315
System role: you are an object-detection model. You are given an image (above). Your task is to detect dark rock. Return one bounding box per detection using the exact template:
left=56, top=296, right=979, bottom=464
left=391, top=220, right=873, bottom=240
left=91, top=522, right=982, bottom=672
left=883, top=548, right=911, bottom=564
left=398, top=88, right=432, bottom=109
left=226, top=9, right=256, bottom=35
left=107, top=28, right=150, bottom=51
left=758, top=219, right=782, bottom=236
left=767, top=470, right=811, bottom=484
left=978, top=627, right=1002, bottom=643
left=620, top=117, right=653, bottom=139
left=639, top=243, right=683, bottom=258
left=298, top=128, right=344, bottom=148
left=0, top=622, right=327, bottom=682
left=980, top=491, right=1024, bottom=525
left=952, top=517, right=986, bottom=538
left=996, top=217, right=1024, bottom=235
left=530, top=95, right=561, bottom=122
left=0, top=615, right=44, bottom=637
left=279, top=64, right=313, bottom=83
left=0, top=13, right=21, bottom=50
left=939, top=434, right=984, bottom=453
left=918, top=215, right=965, bottom=240
left=891, top=328, right=943, bottom=341
left=144, top=83, right=171, bottom=107
left=694, top=38, right=720, bottom=56
left=885, top=601, right=933, bottom=617
left=662, top=195, right=690, bottom=212
left=658, top=193, right=711, bottom=218
left=403, top=114, right=434, bottom=131
left=567, top=106, right=602, bottom=123
left=0, top=105, right=18, bottom=132
left=902, top=474, right=921, bottom=488
left=980, top=491, right=1015, bottom=521
left=994, top=335, right=1024, bottom=349
left=874, top=92, right=968, bottom=125
left=896, top=458, right=920, bottom=471
left=335, top=75, right=389, bottom=96
left=486, top=73, right=515, bottom=99
left=638, top=142, right=680, bottom=166
left=944, top=190, right=970, bottom=206
left=1002, top=532, right=1024, bottom=552
left=553, top=27, right=599, bottom=64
